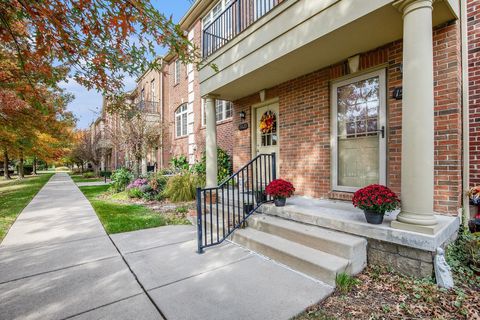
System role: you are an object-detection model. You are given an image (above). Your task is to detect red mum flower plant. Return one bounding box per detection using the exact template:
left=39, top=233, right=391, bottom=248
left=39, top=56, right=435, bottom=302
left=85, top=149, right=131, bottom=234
left=265, top=179, right=295, bottom=200
left=352, top=184, right=400, bottom=215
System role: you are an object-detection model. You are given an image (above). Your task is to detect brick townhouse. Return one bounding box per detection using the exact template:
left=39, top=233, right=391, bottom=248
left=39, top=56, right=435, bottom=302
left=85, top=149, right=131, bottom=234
left=185, top=0, right=480, bottom=278
left=93, top=21, right=235, bottom=173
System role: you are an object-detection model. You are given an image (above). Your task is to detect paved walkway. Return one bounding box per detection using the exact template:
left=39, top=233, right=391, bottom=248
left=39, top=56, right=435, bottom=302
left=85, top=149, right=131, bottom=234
left=0, top=173, right=332, bottom=320
left=0, top=173, right=161, bottom=320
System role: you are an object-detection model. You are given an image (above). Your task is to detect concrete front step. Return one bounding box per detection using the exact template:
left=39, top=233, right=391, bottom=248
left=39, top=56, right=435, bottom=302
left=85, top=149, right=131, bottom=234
left=232, top=228, right=349, bottom=286
left=248, top=215, right=367, bottom=275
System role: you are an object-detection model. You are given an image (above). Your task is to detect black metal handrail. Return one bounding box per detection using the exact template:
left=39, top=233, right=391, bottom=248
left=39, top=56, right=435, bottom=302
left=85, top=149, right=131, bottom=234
left=196, top=152, right=276, bottom=253
left=202, top=0, right=281, bottom=57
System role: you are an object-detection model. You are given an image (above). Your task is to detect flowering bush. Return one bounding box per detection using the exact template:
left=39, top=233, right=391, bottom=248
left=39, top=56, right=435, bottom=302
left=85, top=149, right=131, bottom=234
left=352, top=184, right=400, bottom=214
left=467, top=186, right=480, bottom=205
left=265, top=179, right=295, bottom=199
left=127, top=178, right=148, bottom=190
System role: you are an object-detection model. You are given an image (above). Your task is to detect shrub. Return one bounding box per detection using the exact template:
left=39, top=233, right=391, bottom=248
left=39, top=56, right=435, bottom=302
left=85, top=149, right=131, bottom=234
left=446, top=229, right=480, bottom=285
left=352, top=184, right=400, bottom=214
left=110, top=168, right=134, bottom=192
left=265, top=179, right=295, bottom=199
left=170, top=155, right=189, bottom=171
left=100, top=171, right=112, bottom=178
left=192, top=147, right=232, bottom=183
left=165, top=171, right=203, bottom=202
left=127, top=187, right=143, bottom=199
left=82, top=171, right=96, bottom=178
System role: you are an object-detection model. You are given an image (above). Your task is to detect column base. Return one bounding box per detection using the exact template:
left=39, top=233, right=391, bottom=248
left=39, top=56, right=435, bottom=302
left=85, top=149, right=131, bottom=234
left=391, top=220, right=441, bottom=235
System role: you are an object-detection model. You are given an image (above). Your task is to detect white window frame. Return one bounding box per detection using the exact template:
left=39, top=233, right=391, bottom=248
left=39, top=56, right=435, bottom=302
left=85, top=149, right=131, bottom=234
left=202, top=99, right=233, bottom=126
left=174, top=60, right=181, bottom=85
left=151, top=79, right=156, bottom=102
left=330, top=68, right=387, bottom=193
left=175, top=104, right=188, bottom=138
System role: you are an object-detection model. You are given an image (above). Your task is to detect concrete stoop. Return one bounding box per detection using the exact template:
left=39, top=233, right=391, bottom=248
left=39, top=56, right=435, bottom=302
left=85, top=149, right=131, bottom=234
left=203, top=201, right=367, bottom=287
left=232, top=215, right=367, bottom=286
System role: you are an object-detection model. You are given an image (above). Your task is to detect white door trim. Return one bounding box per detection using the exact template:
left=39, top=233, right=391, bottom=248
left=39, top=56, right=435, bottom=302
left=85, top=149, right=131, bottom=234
left=330, top=68, right=387, bottom=192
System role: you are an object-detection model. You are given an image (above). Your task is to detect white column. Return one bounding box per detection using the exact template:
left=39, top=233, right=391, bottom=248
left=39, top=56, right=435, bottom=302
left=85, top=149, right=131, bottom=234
left=100, top=154, right=105, bottom=172
left=205, top=95, right=218, bottom=187
left=391, top=0, right=438, bottom=234
left=141, top=158, right=147, bottom=176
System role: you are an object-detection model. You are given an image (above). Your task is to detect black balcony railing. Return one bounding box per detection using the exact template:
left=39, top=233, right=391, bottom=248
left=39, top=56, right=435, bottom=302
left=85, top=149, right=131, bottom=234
left=203, top=0, right=281, bottom=57
left=137, top=101, right=159, bottom=113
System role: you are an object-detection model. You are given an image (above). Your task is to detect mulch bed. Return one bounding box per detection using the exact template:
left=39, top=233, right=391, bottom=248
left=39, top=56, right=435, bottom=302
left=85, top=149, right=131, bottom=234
left=295, top=266, right=480, bottom=320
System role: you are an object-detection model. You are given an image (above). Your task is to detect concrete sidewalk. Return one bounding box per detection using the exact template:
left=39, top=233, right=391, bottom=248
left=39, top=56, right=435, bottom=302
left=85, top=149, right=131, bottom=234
left=111, top=226, right=333, bottom=320
left=0, top=173, right=332, bottom=320
left=0, top=173, right=161, bottom=320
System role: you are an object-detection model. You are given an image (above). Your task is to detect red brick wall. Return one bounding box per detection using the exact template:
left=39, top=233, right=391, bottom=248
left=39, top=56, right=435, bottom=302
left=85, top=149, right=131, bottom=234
left=469, top=0, right=480, bottom=185
left=232, top=22, right=462, bottom=215
left=162, top=19, right=234, bottom=166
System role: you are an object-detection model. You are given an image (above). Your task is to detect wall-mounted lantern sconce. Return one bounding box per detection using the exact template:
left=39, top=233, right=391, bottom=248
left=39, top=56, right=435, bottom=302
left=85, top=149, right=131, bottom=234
left=239, top=111, right=246, bottom=120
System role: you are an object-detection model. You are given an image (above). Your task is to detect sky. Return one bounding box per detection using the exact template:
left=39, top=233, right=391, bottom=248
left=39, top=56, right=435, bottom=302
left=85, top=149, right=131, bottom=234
left=64, top=0, right=193, bottom=129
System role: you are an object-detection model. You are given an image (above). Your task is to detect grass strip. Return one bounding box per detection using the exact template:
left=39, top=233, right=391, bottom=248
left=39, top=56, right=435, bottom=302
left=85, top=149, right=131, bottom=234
left=0, top=174, right=54, bottom=241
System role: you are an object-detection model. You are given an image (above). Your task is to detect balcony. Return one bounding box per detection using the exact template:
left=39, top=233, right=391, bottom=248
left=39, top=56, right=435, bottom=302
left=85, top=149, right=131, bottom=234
left=202, top=0, right=282, bottom=58
left=137, top=101, right=159, bottom=114
left=199, top=0, right=459, bottom=101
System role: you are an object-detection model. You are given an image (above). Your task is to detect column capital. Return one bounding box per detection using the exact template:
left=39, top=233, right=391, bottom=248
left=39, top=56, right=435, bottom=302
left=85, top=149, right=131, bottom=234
left=393, top=0, right=434, bottom=16
left=202, top=94, right=220, bottom=100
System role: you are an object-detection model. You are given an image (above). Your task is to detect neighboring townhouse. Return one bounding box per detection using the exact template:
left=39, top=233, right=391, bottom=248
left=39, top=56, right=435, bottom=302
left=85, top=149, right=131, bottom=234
left=183, top=0, right=480, bottom=279
left=90, top=16, right=236, bottom=173
left=129, top=65, right=164, bottom=173
left=162, top=17, right=234, bottom=166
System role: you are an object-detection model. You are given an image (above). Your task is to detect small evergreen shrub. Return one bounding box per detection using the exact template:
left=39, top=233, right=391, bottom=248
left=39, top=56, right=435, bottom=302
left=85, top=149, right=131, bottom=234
left=82, top=172, right=96, bottom=178
left=110, top=168, right=134, bottom=192
left=192, top=147, right=232, bottom=183
left=170, top=155, right=189, bottom=171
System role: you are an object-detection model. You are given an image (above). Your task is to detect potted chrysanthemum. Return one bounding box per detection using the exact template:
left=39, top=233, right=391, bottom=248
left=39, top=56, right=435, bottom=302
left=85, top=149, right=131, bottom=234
left=352, top=184, right=400, bottom=224
left=265, top=179, right=295, bottom=207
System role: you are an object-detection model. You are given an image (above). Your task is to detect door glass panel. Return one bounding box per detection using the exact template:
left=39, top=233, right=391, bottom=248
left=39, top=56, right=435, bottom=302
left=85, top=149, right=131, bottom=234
left=337, top=76, right=380, bottom=187
left=259, top=110, right=277, bottom=147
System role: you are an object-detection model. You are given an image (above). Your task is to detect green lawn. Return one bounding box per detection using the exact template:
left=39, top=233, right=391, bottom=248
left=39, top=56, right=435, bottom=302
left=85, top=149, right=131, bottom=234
left=79, top=185, right=169, bottom=234
left=0, top=174, right=54, bottom=241
left=70, top=174, right=104, bottom=183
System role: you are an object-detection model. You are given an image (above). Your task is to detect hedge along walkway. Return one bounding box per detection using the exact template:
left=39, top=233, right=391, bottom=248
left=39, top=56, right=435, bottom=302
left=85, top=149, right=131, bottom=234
left=0, top=173, right=54, bottom=241
left=0, top=173, right=161, bottom=320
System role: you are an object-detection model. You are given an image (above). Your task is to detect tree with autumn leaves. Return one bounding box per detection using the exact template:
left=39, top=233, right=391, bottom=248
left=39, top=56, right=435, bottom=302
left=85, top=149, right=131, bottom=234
left=0, top=0, right=198, bottom=179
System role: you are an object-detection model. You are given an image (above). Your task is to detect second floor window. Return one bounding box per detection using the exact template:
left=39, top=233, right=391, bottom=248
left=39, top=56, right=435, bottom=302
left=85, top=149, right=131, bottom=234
left=151, top=79, right=156, bottom=102
left=175, top=104, right=188, bottom=137
left=174, top=60, right=181, bottom=85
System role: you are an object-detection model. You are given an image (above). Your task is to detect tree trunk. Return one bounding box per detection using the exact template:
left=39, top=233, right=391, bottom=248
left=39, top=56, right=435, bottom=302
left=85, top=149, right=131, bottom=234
left=3, top=149, right=11, bottom=180
left=18, top=150, right=24, bottom=179
left=33, top=156, right=37, bottom=175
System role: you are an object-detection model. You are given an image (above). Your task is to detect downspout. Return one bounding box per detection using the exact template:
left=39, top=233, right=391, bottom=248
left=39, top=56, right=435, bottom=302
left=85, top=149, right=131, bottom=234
left=460, top=0, right=470, bottom=228
left=160, top=60, right=164, bottom=169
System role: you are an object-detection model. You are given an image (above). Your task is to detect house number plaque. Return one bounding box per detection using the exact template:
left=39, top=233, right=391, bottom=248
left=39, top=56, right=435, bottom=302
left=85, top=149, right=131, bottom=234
left=238, top=123, right=249, bottom=131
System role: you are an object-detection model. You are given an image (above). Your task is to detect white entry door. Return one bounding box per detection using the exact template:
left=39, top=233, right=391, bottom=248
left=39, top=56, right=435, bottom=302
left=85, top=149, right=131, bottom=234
left=254, top=103, right=280, bottom=177
left=331, top=69, right=387, bottom=192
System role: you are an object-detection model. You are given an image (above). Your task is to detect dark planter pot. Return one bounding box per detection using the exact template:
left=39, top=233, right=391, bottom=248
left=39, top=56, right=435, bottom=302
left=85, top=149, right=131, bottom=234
left=468, top=218, right=480, bottom=233
left=255, top=191, right=267, bottom=204
left=363, top=210, right=385, bottom=224
left=274, top=198, right=286, bottom=207
left=243, top=203, right=254, bottom=215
